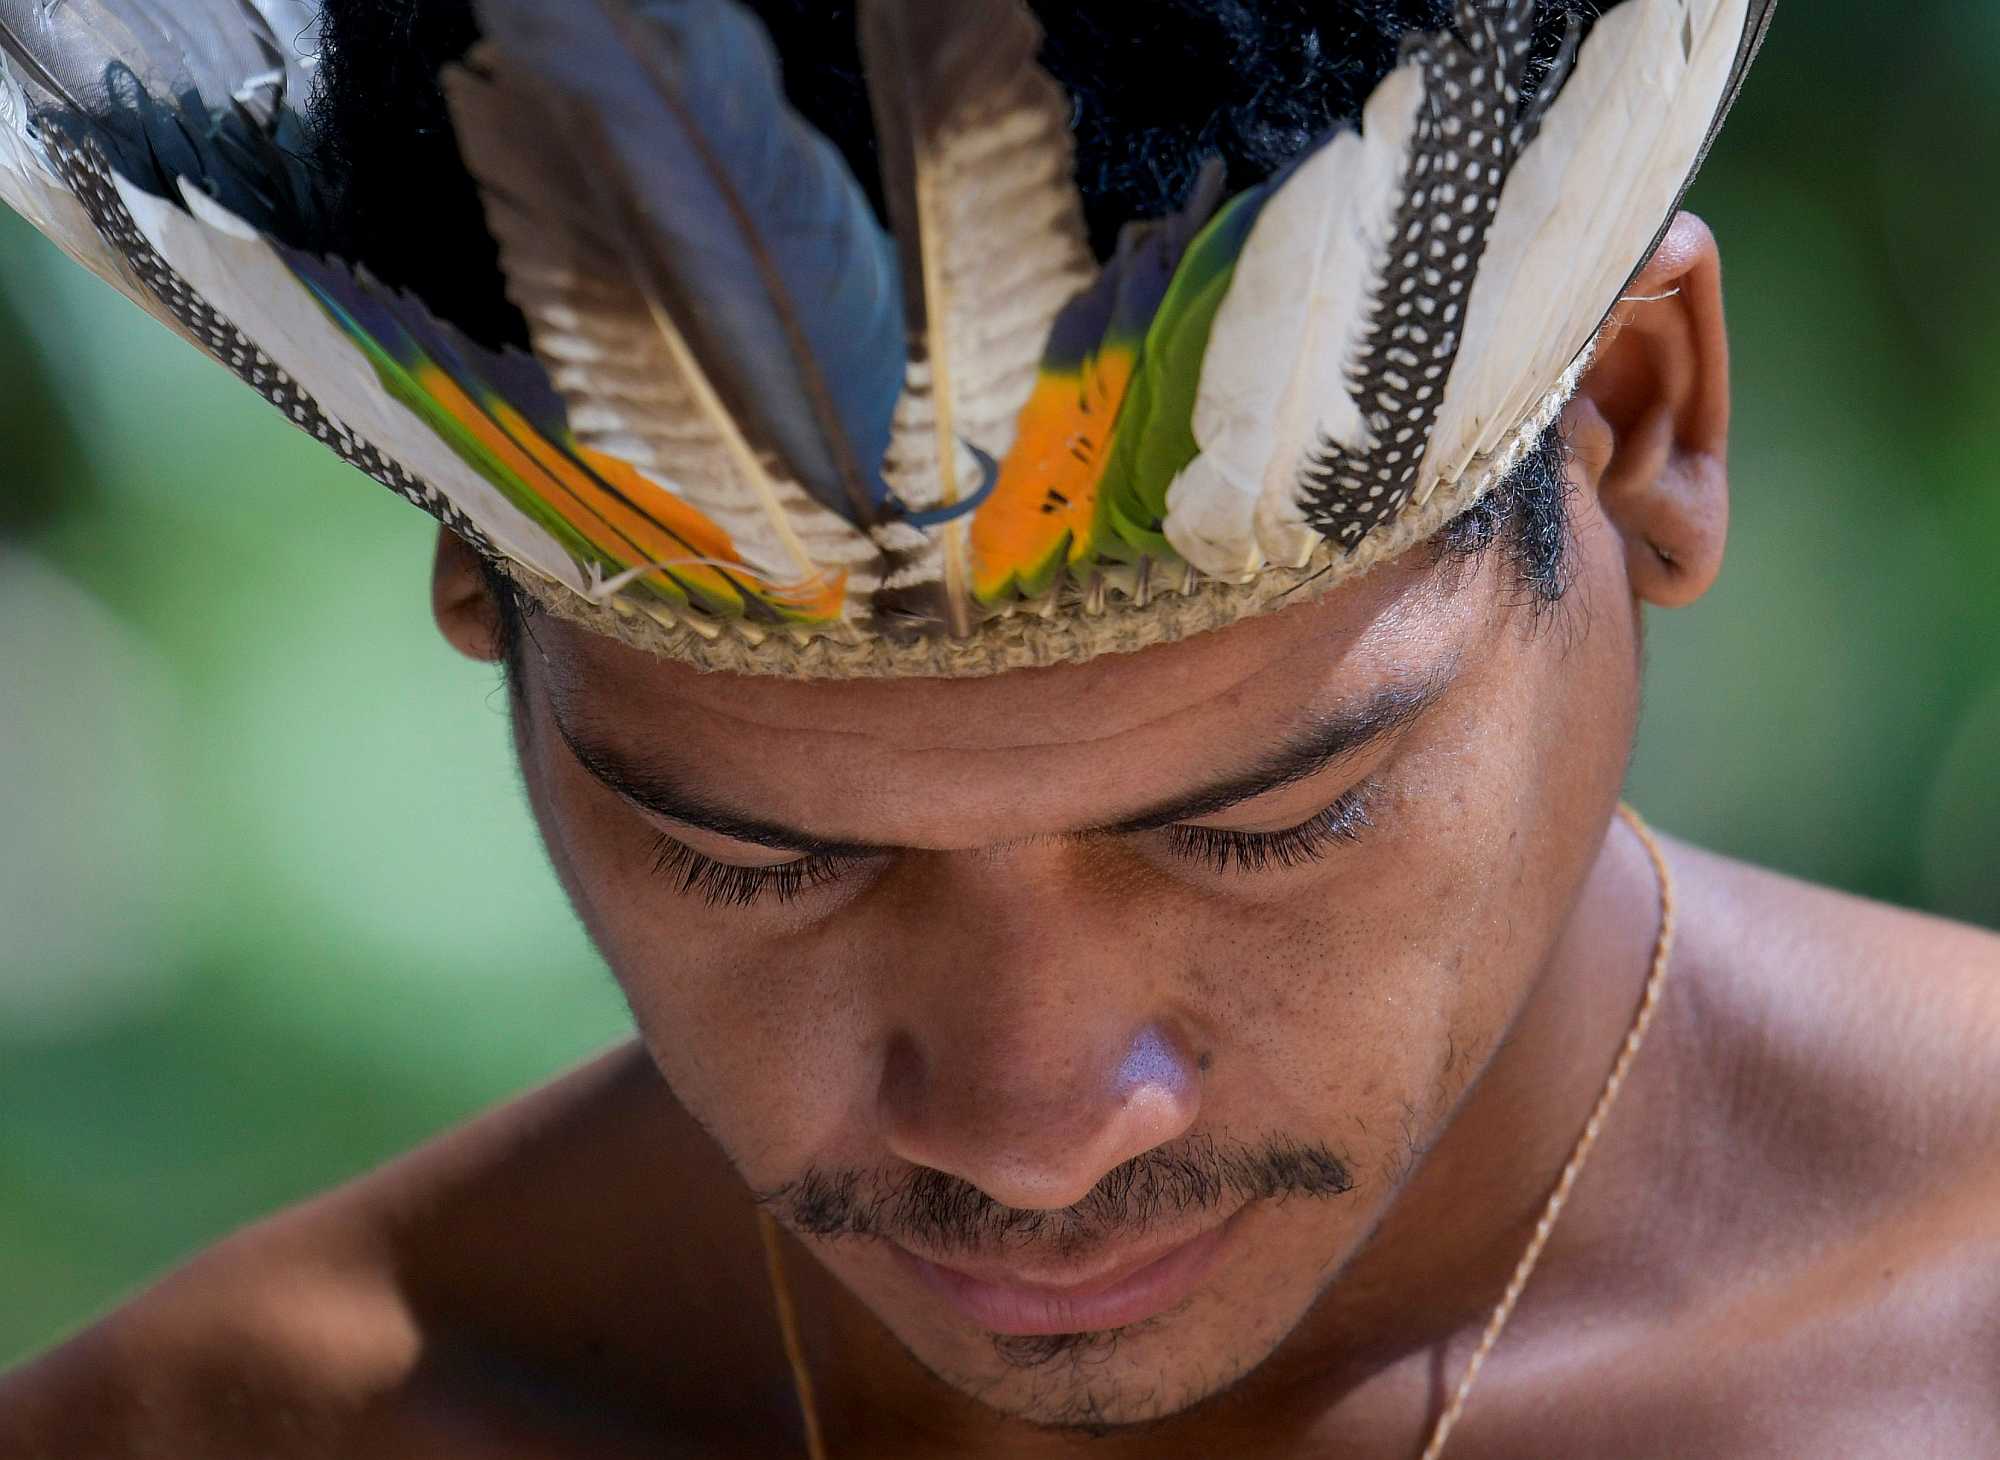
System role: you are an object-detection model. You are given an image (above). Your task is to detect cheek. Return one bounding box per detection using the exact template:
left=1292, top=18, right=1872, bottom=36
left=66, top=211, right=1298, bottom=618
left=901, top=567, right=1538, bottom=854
left=523, top=752, right=883, bottom=1188
left=1195, top=656, right=1630, bottom=1184
left=617, top=909, right=890, bottom=1189
left=626, top=929, right=883, bottom=1191
left=1180, top=821, right=1521, bottom=1190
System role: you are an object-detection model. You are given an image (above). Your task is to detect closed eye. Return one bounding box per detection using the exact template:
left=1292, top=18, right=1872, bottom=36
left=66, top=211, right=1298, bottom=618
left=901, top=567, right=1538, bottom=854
left=645, top=782, right=1380, bottom=909
left=1161, top=782, right=1377, bottom=875
left=646, top=833, right=866, bottom=909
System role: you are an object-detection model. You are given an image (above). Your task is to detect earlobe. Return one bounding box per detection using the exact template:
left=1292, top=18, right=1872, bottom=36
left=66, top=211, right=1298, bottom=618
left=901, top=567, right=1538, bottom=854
left=1569, top=212, right=1732, bottom=609
left=432, top=527, right=506, bottom=663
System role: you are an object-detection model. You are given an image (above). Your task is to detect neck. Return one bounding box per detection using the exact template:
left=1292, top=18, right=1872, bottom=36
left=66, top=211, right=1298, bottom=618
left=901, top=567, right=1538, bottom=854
left=794, top=806, right=1671, bottom=1456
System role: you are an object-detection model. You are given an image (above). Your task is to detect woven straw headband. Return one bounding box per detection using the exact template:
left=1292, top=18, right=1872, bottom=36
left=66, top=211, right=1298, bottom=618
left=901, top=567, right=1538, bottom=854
left=511, top=349, right=1596, bottom=678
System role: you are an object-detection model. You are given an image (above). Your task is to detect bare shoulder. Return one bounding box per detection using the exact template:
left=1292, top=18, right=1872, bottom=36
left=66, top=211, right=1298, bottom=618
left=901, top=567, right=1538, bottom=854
left=1669, top=836, right=2000, bottom=1153
left=0, top=1193, right=417, bottom=1457
left=0, top=1044, right=795, bottom=1459
left=1638, top=839, right=2000, bottom=1444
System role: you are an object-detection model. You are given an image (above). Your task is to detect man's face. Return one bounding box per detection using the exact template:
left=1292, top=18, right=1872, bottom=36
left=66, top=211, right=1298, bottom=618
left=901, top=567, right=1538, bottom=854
left=499, top=466, right=1640, bottom=1427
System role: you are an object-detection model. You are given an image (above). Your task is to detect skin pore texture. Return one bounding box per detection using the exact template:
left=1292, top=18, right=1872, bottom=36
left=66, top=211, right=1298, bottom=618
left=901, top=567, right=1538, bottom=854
left=5, top=220, right=2000, bottom=1459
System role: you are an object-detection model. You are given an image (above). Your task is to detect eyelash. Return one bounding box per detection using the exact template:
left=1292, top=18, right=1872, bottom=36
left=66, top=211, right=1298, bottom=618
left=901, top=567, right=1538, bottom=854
left=645, top=784, right=1377, bottom=910
left=646, top=832, right=863, bottom=910
left=1161, top=785, right=1376, bottom=875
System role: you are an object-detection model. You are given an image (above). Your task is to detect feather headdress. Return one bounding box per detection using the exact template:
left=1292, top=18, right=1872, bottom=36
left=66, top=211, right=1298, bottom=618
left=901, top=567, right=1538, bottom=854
left=0, top=0, right=1775, bottom=676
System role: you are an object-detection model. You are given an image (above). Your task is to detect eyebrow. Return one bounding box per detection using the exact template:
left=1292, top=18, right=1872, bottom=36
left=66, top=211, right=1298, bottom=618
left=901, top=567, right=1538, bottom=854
left=549, top=664, right=1456, bottom=858
left=550, top=709, right=881, bottom=858
left=1101, top=666, right=1454, bottom=833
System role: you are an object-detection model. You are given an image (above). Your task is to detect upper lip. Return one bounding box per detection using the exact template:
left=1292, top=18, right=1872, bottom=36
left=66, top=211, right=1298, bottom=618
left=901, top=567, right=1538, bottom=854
left=893, top=1212, right=1239, bottom=1296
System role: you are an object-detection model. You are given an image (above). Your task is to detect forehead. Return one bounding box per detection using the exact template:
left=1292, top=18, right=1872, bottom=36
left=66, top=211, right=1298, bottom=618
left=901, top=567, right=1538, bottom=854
left=531, top=557, right=1488, bottom=849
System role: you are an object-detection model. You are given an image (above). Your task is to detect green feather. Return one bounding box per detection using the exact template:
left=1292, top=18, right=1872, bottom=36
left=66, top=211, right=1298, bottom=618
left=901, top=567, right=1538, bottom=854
left=1092, top=189, right=1267, bottom=564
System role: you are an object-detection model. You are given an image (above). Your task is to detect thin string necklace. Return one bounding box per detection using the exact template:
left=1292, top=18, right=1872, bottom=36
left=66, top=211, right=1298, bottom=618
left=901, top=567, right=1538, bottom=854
left=759, top=804, right=1677, bottom=1460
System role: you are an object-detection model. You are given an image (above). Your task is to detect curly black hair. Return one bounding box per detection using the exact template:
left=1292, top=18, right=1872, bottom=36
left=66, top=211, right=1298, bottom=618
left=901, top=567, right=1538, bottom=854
left=312, top=0, right=1580, bottom=622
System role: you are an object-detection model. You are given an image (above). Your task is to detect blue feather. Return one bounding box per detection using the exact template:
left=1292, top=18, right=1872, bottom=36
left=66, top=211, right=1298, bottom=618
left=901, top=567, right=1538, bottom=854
left=470, top=0, right=906, bottom=526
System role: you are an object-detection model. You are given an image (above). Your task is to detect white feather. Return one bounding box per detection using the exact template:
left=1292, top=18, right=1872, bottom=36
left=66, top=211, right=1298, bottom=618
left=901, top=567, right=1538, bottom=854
left=1419, top=0, right=1748, bottom=500
left=1163, top=63, right=1425, bottom=581
left=114, top=175, right=590, bottom=595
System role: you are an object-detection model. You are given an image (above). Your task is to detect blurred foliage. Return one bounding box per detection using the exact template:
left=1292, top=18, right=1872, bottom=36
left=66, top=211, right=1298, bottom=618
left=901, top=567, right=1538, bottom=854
left=1625, top=5, right=2000, bottom=909
left=2, top=0, right=1997, bottom=1365
left=0, top=287, right=88, bottom=534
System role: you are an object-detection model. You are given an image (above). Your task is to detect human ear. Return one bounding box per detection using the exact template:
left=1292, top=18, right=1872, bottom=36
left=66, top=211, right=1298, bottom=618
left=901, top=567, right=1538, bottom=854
left=1565, top=211, right=1731, bottom=609
left=431, top=526, right=505, bottom=663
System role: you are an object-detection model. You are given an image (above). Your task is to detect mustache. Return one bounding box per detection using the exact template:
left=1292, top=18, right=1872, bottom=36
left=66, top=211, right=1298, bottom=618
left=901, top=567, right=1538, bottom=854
left=757, top=1134, right=1354, bottom=1256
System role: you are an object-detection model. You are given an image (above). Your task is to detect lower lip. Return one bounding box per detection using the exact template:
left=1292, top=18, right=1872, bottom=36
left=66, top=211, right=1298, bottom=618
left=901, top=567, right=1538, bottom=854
left=895, top=1212, right=1240, bottom=1337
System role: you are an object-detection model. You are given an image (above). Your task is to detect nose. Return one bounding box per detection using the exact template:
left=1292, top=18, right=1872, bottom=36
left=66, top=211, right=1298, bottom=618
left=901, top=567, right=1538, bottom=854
left=880, top=1023, right=1202, bottom=1211
left=874, top=879, right=1204, bottom=1210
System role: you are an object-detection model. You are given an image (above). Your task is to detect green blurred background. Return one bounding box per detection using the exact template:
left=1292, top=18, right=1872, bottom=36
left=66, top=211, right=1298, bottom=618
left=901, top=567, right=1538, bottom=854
left=3, top=4, right=1997, bottom=1365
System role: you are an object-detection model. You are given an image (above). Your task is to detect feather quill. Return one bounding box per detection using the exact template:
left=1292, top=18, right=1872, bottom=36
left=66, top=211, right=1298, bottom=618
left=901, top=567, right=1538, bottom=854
left=0, top=0, right=1778, bottom=653
left=0, top=0, right=279, bottom=116
left=3, top=0, right=862, bottom=627
left=165, top=181, right=834, bottom=623
left=858, top=0, right=1096, bottom=630
left=443, top=46, right=883, bottom=608
left=467, top=0, right=904, bottom=532
left=245, top=0, right=316, bottom=113
left=1165, top=0, right=1772, bottom=573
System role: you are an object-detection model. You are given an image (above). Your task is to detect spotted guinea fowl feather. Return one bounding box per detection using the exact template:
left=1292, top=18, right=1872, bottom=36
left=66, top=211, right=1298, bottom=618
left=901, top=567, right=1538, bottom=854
left=857, top=0, right=1096, bottom=630
left=0, top=0, right=604, bottom=592
left=1162, top=0, right=1557, bottom=575
left=467, top=0, right=905, bottom=534
left=1281, top=1, right=1563, bottom=555
left=443, top=44, right=884, bottom=610
left=0, top=0, right=1777, bottom=661
left=0, top=0, right=294, bottom=301
left=1419, top=0, right=1766, bottom=500
left=108, top=173, right=616, bottom=599
left=1, top=0, right=899, bottom=632
left=1161, top=0, right=1771, bottom=574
